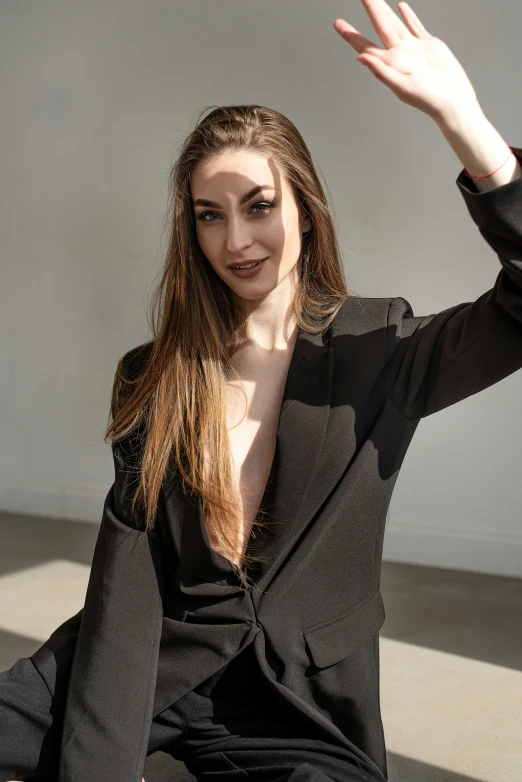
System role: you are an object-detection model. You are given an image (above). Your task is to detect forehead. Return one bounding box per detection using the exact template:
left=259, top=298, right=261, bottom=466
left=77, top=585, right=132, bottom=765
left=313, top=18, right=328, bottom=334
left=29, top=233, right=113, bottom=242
left=191, top=150, right=289, bottom=198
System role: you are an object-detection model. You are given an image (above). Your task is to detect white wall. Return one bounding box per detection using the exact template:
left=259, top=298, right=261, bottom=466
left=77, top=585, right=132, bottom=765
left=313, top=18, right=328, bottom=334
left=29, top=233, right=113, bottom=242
left=1, top=0, right=521, bottom=576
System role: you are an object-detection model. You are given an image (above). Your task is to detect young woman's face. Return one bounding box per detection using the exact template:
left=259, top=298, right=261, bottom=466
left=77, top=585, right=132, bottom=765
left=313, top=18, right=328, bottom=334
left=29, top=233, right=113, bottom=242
left=191, top=150, right=308, bottom=301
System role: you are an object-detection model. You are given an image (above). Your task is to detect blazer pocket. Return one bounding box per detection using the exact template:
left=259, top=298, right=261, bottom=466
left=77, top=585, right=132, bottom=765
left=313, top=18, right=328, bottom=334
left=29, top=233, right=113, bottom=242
left=303, top=589, right=385, bottom=669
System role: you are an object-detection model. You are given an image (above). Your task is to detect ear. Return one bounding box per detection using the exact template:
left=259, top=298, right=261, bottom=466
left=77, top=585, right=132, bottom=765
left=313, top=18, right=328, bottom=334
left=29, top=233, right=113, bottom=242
left=298, top=205, right=310, bottom=234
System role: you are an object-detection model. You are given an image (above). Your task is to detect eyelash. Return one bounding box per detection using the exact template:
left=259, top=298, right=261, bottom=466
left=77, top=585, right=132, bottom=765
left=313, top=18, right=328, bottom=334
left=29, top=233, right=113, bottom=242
left=196, top=200, right=275, bottom=223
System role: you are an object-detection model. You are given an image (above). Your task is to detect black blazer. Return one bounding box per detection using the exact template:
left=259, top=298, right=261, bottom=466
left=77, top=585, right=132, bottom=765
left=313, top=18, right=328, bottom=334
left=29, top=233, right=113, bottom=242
left=31, top=146, right=522, bottom=782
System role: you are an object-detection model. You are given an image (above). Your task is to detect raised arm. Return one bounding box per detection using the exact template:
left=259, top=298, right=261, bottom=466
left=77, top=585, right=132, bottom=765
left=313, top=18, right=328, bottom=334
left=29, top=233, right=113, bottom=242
left=331, top=2, right=522, bottom=419
left=333, top=0, right=521, bottom=190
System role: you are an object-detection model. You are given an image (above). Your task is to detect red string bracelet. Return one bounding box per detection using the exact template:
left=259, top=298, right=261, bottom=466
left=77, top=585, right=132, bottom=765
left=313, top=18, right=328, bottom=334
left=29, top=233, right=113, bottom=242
left=464, top=146, right=515, bottom=179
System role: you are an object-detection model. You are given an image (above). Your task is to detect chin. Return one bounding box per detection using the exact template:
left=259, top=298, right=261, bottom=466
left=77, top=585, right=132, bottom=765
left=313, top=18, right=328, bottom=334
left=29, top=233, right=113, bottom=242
left=233, top=286, right=275, bottom=301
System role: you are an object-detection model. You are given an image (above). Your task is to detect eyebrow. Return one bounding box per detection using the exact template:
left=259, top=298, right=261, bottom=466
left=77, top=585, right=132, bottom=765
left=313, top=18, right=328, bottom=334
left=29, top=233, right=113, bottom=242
left=193, top=184, right=276, bottom=209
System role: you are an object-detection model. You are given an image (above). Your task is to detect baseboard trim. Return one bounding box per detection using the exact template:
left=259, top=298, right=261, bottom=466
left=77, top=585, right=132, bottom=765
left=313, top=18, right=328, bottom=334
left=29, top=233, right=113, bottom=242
left=383, top=519, right=522, bottom=578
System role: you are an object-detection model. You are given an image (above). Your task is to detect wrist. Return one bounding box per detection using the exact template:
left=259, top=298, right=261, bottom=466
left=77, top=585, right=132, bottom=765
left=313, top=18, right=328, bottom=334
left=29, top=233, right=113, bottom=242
left=434, top=105, right=520, bottom=191
left=433, top=99, right=486, bottom=133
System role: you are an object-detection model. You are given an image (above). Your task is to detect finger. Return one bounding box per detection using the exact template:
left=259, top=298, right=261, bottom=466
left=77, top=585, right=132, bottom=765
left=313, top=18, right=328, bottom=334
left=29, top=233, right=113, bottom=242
left=358, top=52, right=410, bottom=96
left=359, top=0, right=411, bottom=48
left=333, top=19, right=384, bottom=57
left=397, top=2, right=432, bottom=38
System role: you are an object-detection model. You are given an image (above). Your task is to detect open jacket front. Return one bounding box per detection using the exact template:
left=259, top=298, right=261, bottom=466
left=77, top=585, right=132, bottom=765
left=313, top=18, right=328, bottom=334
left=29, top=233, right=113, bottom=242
left=31, top=148, right=522, bottom=782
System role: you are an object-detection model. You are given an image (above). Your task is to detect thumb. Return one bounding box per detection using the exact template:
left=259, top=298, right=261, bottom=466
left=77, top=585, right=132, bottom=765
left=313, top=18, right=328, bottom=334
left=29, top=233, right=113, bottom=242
left=358, top=53, right=407, bottom=91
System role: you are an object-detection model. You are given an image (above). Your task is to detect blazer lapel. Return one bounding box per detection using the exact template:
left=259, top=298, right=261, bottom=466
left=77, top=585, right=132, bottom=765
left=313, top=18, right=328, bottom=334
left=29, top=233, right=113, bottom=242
left=162, top=315, right=364, bottom=588
left=245, top=324, right=335, bottom=583
left=248, top=302, right=374, bottom=588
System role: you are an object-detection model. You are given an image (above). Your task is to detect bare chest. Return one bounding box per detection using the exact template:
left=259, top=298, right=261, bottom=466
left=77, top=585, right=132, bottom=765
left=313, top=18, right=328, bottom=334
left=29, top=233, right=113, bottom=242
left=203, top=351, right=293, bottom=567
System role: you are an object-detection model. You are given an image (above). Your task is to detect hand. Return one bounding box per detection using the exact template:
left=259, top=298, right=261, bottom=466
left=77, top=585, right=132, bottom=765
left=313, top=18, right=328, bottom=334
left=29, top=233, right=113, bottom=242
left=334, top=0, right=480, bottom=122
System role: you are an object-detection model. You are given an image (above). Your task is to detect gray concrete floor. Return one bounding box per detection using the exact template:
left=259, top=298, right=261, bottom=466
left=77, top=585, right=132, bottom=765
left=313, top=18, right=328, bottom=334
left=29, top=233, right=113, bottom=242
left=1, top=509, right=521, bottom=782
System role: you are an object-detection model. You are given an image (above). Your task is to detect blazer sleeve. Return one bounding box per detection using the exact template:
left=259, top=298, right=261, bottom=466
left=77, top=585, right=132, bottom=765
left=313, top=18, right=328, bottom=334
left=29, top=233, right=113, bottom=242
left=31, top=346, right=164, bottom=782
left=378, top=144, right=522, bottom=421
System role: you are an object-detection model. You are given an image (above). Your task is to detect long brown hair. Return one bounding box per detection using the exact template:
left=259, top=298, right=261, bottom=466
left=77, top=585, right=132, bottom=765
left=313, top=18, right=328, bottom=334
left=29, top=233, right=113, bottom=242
left=105, top=104, right=357, bottom=589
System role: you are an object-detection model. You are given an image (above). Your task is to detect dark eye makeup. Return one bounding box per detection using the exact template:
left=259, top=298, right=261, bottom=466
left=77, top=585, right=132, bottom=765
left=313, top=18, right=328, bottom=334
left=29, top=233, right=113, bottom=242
left=196, top=201, right=276, bottom=223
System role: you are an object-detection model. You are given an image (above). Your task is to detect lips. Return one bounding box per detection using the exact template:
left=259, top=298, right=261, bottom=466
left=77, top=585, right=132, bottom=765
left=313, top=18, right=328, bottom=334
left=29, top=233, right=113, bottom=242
left=227, top=258, right=267, bottom=268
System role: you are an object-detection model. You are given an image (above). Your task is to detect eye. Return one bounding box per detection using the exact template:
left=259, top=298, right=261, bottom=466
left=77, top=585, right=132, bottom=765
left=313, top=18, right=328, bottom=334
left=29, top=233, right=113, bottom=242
left=196, top=200, right=275, bottom=223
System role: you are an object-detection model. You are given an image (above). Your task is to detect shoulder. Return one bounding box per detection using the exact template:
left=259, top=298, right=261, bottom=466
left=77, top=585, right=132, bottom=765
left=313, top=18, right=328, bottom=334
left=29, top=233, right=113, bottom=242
left=331, top=296, right=397, bottom=337
left=330, top=296, right=413, bottom=367
left=111, top=340, right=155, bottom=419
left=118, top=340, right=155, bottom=380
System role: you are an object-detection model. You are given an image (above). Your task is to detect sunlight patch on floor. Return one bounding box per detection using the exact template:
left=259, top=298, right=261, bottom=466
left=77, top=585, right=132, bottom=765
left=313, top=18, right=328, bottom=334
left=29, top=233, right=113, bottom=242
left=380, top=636, right=522, bottom=781
left=0, top=560, right=89, bottom=642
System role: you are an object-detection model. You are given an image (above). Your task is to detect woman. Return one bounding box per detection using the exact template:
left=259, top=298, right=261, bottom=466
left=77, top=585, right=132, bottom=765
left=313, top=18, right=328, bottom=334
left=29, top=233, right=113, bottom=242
left=2, top=2, right=521, bottom=781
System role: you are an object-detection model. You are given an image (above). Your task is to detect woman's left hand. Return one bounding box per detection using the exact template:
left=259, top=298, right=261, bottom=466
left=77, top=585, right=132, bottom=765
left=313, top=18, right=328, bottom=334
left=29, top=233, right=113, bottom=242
left=334, top=0, right=480, bottom=122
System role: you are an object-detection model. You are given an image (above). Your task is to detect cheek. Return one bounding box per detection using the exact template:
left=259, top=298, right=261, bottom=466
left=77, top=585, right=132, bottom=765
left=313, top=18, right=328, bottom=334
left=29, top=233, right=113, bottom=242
left=272, top=220, right=300, bottom=254
left=195, top=225, right=209, bottom=250
left=195, top=229, right=218, bottom=265
left=279, top=223, right=303, bottom=262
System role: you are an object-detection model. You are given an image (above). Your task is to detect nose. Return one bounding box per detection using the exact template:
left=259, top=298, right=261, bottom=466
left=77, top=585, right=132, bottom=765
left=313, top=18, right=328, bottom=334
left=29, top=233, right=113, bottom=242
left=224, top=216, right=256, bottom=255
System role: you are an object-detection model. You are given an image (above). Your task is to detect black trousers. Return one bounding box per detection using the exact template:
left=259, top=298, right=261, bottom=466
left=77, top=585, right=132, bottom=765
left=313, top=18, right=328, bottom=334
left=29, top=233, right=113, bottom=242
left=0, top=642, right=381, bottom=782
